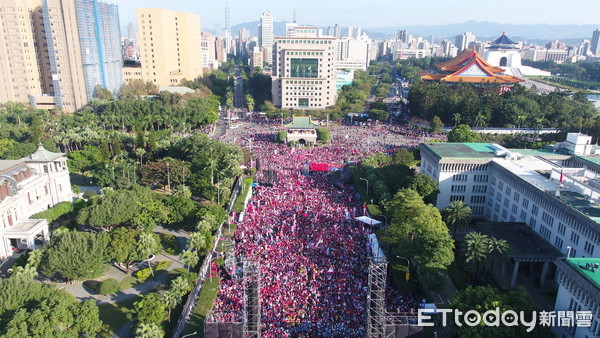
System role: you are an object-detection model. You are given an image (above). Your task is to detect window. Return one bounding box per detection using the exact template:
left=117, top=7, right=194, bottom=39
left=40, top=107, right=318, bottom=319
left=452, top=174, right=467, bottom=182
left=470, top=195, right=485, bottom=204
left=472, top=206, right=484, bottom=215
left=541, top=212, right=554, bottom=226
left=474, top=175, right=488, bottom=182
left=511, top=204, right=518, bottom=213
left=498, top=181, right=504, bottom=190
left=513, top=192, right=520, bottom=202
left=570, top=232, right=580, bottom=245
left=531, top=204, right=539, bottom=216
left=584, top=241, right=595, bottom=255
left=520, top=211, right=527, bottom=221
left=522, top=198, right=529, bottom=209
left=472, top=185, right=487, bottom=193
left=529, top=217, right=536, bottom=228
left=505, top=186, right=512, bottom=195
left=451, top=185, right=466, bottom=192
left=502, top=209, right=508, bottom=219
left=557, top=223, right=566, bottom=235
left=554, top=237, right=563, bottom=249
left=540, top=225, right=551, bottom=240
left=450, top=195, right=465, bottom=202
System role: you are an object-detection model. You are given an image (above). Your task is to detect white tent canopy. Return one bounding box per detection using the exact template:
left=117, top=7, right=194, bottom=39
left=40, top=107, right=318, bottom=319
left=355, top=216, right=382, bottom=226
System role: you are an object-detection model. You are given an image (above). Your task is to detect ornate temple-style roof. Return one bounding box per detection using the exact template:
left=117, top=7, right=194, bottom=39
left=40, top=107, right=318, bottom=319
left=419, top=47, right=524, bottom=84
left=285, top=116, right=319, bottom=129
left=492, top=32, right=516, bottom=45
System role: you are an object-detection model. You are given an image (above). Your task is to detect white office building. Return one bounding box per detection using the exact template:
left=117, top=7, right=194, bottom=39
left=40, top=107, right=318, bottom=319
left=420, top=134, right=599, bottom=262
left=0, top=145, right=72, bottom=260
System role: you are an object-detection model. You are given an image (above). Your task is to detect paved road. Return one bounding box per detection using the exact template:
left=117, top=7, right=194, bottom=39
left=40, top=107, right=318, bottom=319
left=233, top=65, right=245, bottom=109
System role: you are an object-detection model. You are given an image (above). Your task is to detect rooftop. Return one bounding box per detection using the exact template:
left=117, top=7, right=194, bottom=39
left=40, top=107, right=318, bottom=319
left=23, top=144, right=64, bottom=162
left=477, top=222, right=561, bottom=260
left=565, top=258, right=600, bottom=290
left=285, top=117, right=319, bottom=129
left=423, top=143, right=497, bottom=159
left=0, top=160, right=25, bottom=173
left=158, top=86, right=195, bottom=95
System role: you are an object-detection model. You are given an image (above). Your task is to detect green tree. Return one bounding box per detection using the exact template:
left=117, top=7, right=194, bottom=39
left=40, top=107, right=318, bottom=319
left=0, top=138, right=15, bottom=158
left=43, top=231, right=110, bottom=281
left=110, top=227, right=144, bottom=273
left=451, top=286, right=549, bottom=338
left=392, top=148, right=415, bottom=166
left=0, top=279, right=102, bottom=337
left=447, top=124, right=482, bottom=142
left=441, top=200, right=472, bottom=237
left=135, top=323, right=164, bottom=338
left=131, top=292, right=168, bottom=325
left=245, top=93, right=255, bottom=112
left=382, top=189, right=454, bottom=271
left=180, top=249, right=200, bottom=272
left=93, top=85, right=115, bottom=100
left=429, top=115, right=443, bottom=133
left=277, top=131, right=287, bottom=143
left=316, top=128, right=330, bottom=143
left=162, top=290, right=181, bottom=319
left=463, top=232, right=490, bottom=265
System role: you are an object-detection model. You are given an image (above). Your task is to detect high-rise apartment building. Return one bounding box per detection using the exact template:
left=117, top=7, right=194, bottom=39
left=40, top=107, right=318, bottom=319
left=1, top=0, right=122, bottom=113
left=137, top=8, right=202, bottom=86
left=258, top=10, right=273, bottom=65
left=0, top=0, right=43, bottom=104
left=272, top=27, right=337, bottom=109
left=591, top=29, right=600, bottom=56
left=455, top=32, right=476, bottom=52
left=258, top=10, right=273, bottom=47
left=38, top=0, right=88, bottom=113
left=396, top=30, right=407, bottom=42
left=74, top=0, right=123, bottom=99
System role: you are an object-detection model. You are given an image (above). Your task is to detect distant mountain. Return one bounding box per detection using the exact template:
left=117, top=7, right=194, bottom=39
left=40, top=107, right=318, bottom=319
left=225, top=20, right=598, bottom=43
left=366, top=21, right=597, bottom=41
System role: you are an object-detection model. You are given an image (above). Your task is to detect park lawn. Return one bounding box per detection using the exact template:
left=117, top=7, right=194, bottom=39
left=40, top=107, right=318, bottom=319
left=184, top=275, right=221, bottom=337
left=97, top=295, right=141, bottom=337
left=233, top=177, right=253, bottom=213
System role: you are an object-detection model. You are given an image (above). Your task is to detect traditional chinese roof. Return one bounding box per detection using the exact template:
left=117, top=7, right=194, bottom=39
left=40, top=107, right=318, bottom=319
left=285, top=117, right=318, bottom=129
left=492, top=32, right=516, bottom=45
left=419, top=47, right=524, bottom=84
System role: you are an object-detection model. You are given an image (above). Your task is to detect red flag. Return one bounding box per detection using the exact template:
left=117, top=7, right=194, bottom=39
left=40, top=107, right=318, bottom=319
left=560, top=169, right=564, bottom=184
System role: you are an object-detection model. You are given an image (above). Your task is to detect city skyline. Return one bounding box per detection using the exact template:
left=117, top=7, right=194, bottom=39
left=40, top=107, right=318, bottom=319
left=109, top=0, right=600, bottom=32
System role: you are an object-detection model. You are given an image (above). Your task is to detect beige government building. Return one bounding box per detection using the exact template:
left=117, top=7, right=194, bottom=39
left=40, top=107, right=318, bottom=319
left=272, top=27, right=338, bottom=109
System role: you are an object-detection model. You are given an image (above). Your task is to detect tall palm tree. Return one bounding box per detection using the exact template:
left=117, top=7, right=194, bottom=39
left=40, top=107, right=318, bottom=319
left=463, top=232, right=490, bottom=265
left=163, top=290, right=181, bottom=319
left=180, top=249, right=200, bottom=272
left=187, top=232, right=206, bottom=253
left=441, top=201, right=472, bottom=238
left=135, top=323, right=162, bottom=338
left=453, top=113, right=461, bottom=127
left=488, top=237, right=510, bottom=270
left=138, top=232, right=159, bottom=276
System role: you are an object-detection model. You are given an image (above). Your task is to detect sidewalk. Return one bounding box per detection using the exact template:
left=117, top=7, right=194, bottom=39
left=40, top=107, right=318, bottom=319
left=57, top=252, right=183, bottom=304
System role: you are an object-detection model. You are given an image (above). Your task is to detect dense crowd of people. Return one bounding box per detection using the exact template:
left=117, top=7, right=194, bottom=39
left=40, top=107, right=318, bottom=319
left=208, top=121, right=428, bottom=336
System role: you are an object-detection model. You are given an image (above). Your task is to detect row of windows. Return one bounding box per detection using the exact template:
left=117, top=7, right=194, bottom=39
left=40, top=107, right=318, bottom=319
left=286, top=51, right=323, bottom=56
left=278, top=39, right=333, bottom=44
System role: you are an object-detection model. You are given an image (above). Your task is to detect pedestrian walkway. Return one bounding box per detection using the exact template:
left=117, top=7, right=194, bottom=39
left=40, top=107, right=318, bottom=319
left=56, top=251, right=183, bottom=304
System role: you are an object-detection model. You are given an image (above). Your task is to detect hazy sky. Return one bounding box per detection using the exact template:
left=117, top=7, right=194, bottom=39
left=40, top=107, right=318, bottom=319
left=110, top=0, right=600, bottom=30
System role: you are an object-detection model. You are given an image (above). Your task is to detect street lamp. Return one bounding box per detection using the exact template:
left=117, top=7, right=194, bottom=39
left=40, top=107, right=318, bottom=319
left=566, top=246, right=572, bottom=260
left=181, top=332, right=198, bottom=338
left=396, top=256, right=410, bottom=281
left=360, top=178, right=369, bottom=196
